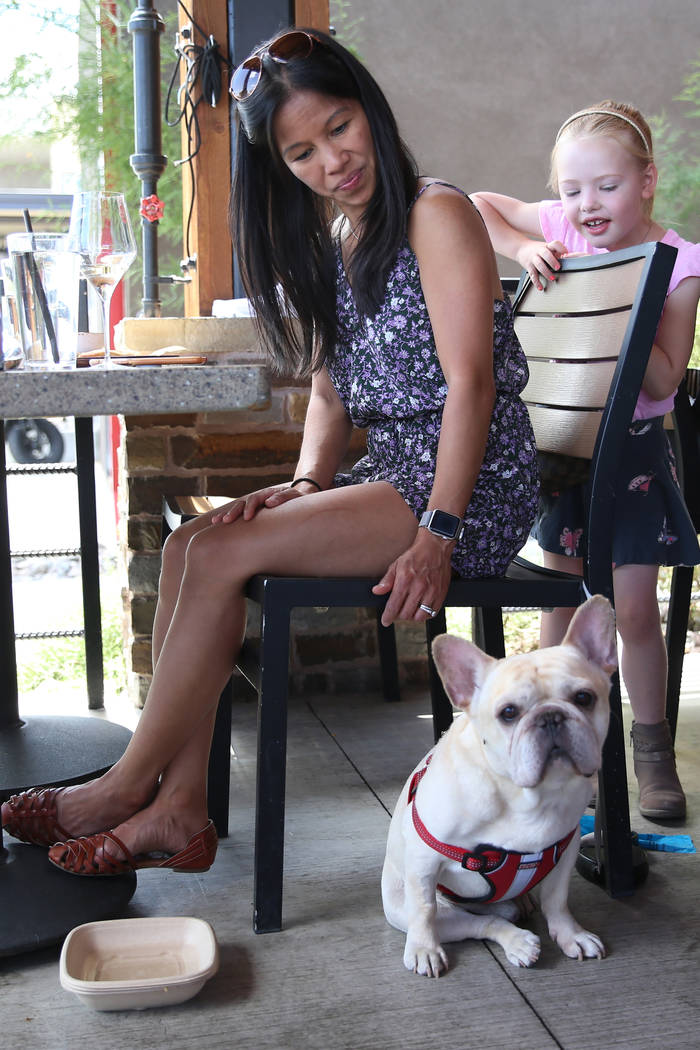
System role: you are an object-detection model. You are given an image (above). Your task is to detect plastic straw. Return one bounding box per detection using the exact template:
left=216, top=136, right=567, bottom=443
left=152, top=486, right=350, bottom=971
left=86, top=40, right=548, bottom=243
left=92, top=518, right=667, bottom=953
left=22, top=209, right=60, bottom=364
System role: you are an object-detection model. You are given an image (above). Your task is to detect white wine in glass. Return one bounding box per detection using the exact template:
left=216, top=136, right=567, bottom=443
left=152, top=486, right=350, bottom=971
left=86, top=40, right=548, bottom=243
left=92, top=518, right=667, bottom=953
left=69, top=191, right=137, bottom=365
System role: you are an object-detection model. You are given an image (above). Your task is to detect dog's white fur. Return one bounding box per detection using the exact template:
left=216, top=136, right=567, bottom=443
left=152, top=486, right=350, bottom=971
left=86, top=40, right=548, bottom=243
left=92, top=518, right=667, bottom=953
left=381, top=595, right=617, bottom=977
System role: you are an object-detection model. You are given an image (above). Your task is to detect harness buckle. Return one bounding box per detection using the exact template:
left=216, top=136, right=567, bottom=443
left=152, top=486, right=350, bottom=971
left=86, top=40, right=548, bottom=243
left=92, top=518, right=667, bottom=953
left=462, top=854, right=485, bottom=872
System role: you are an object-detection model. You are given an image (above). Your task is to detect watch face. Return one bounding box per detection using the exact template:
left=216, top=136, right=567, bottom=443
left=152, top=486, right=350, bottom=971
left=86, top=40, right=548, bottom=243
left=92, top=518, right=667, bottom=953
left=429, top=510, right=460, bottom=538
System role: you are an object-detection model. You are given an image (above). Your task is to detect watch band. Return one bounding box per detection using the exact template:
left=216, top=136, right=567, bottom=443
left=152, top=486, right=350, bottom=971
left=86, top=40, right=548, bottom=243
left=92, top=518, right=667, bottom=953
left=419, top=509, right=464, bottom=541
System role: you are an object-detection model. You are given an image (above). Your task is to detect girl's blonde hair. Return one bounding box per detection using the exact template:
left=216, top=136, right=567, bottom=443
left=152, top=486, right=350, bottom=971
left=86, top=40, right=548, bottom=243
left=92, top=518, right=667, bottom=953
left=548, top=100, right=655, bottom=217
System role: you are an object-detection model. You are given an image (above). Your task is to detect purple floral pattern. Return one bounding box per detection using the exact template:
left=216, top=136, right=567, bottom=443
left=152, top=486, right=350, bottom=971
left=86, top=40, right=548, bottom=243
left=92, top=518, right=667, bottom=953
left=328, top=237, right=539, bottom=577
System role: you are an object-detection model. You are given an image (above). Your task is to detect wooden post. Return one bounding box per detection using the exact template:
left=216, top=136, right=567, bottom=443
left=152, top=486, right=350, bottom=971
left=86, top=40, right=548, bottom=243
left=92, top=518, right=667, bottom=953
left=178, top=0, right=329, bottom=317
left=178, top=0, right=234, bottom=317
left=294, top=0, right=329, bottom=28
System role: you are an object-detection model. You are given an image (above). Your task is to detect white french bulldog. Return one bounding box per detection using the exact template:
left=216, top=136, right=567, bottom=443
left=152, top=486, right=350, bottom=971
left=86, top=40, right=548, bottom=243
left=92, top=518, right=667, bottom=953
left=381, top=594, right=617, bottom=977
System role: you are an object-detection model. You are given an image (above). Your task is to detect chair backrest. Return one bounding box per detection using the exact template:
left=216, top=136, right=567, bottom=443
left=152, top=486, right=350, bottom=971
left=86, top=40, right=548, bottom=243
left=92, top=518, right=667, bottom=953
left=510, top=242, right=677, bottom=596
left=513, top=243, right=677, bottom=459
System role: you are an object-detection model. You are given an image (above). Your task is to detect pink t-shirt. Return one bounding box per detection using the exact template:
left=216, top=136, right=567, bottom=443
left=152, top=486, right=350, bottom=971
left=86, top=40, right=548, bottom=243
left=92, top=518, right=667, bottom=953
left=538, top=199, right=700, bottom=419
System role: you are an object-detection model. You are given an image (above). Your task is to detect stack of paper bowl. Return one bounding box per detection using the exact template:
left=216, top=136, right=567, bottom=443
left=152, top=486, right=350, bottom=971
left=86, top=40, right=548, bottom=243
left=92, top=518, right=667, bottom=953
left=59, top=917, right=219, bottom=1011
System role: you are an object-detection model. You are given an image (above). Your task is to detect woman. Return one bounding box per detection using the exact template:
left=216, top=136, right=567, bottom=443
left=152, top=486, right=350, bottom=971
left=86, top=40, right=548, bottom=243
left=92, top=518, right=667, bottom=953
left=2, top=30, right=538, bottom=875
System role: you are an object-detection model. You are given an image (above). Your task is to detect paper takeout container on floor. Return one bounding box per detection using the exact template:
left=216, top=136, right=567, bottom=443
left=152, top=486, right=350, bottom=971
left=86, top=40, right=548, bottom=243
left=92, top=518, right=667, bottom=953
left=59, top=916, right=219, bottom=1011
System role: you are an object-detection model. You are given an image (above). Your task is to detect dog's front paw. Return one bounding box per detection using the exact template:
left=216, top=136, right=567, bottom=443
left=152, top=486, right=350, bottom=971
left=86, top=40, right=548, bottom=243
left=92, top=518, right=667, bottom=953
left=555, top=928, right=606, bottom=961
left=502, top=928, right=541, bottom=968
left=403, top=940, right=448, bottom=978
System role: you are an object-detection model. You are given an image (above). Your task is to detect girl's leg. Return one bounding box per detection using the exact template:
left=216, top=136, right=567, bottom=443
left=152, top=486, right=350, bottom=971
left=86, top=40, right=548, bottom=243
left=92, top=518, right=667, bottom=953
left=613, top=563, right=685, bottom=819
left=51, top=482, right=420, bottom=852
left=613, top=564, right=667, bottom=723
left=538, top=552, right=582, bottom=647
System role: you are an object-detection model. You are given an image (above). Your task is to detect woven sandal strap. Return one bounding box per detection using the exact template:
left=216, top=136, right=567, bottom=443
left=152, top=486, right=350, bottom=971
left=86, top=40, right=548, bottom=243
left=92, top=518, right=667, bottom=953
left=61, top=831, right=136, bottom=875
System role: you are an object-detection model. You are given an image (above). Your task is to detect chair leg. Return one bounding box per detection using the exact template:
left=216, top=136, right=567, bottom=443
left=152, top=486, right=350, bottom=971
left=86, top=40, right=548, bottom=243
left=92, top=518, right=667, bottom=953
left=75, top=418, right=104, bottom=711
left=207, top=677, right=234, bottom=838
left=471, top=606, right=506, bottom=658
left=594, top=672, right=639, bottom=898
left=375, top=610, right=401, bottom=702
left=425, top=611, right=454, bottom=742
left=254, top=599, right=291, bottom=934
left=665, top=564, right=693, bottom=743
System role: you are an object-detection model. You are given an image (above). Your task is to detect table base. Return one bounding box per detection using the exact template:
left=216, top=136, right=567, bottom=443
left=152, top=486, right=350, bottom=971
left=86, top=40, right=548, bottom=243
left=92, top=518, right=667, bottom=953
left=0, top=714, right=136, bottom=956
left=0, top=715, right=132, bottom=794
left=0, top=841, right=136, bottom=956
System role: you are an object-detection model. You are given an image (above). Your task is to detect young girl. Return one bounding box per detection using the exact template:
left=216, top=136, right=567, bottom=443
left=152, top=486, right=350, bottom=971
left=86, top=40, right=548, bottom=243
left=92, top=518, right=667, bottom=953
left=2, top=30, right=538, bottom=874
left=472, top=100, right=700, bottom=821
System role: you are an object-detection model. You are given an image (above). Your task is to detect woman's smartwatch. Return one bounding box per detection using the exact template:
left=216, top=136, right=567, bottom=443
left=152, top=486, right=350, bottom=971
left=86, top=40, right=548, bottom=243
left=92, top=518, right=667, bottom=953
left=419, top=509, right=464, bottom=541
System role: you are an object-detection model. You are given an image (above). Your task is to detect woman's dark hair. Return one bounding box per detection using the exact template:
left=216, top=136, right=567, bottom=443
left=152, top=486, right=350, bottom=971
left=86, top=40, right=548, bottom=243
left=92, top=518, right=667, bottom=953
left=230, top=29, right=418, bottom=376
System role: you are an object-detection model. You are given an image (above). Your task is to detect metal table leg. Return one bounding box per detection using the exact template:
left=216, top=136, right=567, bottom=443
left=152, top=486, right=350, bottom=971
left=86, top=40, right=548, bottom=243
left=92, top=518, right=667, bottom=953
left=0, top=421, right=136, bottom=957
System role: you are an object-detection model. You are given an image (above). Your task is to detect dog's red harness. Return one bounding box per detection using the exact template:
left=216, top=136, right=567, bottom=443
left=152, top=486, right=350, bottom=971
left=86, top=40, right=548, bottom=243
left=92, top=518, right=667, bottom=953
left=408, top=754, right=577, bottom=903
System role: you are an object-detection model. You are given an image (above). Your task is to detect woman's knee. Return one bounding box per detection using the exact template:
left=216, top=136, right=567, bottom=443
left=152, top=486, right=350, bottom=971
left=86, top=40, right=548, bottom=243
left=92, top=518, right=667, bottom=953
left=162, top=521, right=193, bottom=576
left=182, top=522, right=248, bottom=584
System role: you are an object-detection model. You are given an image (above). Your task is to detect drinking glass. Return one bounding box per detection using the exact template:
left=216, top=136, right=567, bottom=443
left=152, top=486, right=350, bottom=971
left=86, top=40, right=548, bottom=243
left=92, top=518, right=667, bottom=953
left=68, top=191, right=137, bottom=365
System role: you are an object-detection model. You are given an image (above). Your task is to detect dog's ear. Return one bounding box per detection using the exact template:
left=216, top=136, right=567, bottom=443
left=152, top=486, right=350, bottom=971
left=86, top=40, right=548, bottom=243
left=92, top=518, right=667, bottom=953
left=431, top=634, right=496, bottom=711
left=563, top=595, right=618, bottom=676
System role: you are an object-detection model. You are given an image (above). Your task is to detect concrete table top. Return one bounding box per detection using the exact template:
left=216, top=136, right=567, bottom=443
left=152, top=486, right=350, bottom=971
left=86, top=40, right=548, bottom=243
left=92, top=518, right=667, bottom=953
left=0, top=362, right=270, bottom=418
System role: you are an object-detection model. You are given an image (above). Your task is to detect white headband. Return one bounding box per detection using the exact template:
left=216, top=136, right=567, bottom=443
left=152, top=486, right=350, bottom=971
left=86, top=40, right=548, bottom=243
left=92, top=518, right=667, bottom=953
left=555, top=108, right=651, bottom=154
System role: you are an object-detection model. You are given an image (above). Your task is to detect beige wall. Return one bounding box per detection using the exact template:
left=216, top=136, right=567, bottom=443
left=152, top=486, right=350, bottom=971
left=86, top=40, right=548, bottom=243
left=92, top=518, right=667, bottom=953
left=335, top=0, right=699, bottom=271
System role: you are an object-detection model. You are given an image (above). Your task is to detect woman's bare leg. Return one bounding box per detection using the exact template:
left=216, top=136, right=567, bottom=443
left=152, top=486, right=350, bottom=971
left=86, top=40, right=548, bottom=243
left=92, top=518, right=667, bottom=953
left=51, top=482, right=419, bottom=853
left=152, top=511, right=218, bottom=663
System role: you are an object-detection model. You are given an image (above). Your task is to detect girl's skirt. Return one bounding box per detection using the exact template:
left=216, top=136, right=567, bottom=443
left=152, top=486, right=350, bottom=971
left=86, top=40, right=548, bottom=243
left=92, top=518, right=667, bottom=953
left=532, top=417, right=700, bottom=567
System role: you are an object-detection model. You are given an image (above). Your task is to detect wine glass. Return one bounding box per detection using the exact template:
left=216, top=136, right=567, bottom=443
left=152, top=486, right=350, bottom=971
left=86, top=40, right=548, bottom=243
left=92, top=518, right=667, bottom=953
left=69, top=191, right=137, bottom=365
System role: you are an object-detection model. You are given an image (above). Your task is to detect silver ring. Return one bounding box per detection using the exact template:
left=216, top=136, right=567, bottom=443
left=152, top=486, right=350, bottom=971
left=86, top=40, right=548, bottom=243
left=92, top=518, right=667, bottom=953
left=419, top=604, right=437, bottom=618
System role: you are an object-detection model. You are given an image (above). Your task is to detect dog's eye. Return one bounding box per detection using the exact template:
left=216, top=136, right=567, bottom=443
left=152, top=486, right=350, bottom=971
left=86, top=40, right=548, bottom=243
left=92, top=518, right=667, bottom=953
left=572, top=690, right=595, bottom=709
left=498, top=704, right=520, bottom=723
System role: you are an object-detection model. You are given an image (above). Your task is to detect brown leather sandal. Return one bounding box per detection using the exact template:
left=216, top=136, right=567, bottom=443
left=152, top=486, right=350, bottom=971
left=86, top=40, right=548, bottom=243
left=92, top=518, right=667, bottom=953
left=48, top=820, right=218, bottom=876
left=1, top=787, right=72, bottom=847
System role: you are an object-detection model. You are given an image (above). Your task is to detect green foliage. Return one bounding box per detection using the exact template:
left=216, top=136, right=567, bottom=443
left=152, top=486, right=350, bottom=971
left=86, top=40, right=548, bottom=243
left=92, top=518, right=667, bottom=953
left=329, top=0, right=365, bottom=60
left=650, top=51, right=700, bottom=243
left=0, top=52, right=52, bottom=100
left=0, top=0, right=186, bottom=315
left=16, top=603, right=127, bottom=693
left=446, top=608, right=540, bottom=654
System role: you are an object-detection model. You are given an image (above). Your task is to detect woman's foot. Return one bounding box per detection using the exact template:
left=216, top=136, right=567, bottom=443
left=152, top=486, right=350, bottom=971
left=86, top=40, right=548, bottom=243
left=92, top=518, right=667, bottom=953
left=48, top=820, right=217, bottom=876
left=107, top=804, right=212, bottom=861
left=48, top=803, right=214, bottom=875
left=1, top=772, right=156, bottom=847
left=1, top=787, right=72, bottom=847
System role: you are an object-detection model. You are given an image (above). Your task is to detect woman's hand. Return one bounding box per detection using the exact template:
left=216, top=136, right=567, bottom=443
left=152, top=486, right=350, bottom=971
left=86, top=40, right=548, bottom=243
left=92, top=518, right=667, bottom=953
left=210, top=482, right=317, bottom=525
left=372, top=529, right=454, bottom=627
left=515, top=239, right=567, bottom=291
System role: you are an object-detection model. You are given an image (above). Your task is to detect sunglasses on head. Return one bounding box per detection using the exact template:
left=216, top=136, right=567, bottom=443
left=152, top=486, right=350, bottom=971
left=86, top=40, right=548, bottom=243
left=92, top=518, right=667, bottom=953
left=229, top=30, right=321, bottom=102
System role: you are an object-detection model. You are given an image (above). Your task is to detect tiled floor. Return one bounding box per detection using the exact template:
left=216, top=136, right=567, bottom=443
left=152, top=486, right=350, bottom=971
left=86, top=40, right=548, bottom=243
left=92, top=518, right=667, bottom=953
left=2, top=658, right=699, bottom=1050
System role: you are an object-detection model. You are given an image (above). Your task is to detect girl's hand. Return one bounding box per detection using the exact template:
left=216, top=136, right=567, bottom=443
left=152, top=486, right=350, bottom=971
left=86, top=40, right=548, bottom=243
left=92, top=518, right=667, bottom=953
left=372, top=529, right=454, bottom=627
left=516, top=239, right=567, bottom=290
left=210, top=482, right=315, bottom=525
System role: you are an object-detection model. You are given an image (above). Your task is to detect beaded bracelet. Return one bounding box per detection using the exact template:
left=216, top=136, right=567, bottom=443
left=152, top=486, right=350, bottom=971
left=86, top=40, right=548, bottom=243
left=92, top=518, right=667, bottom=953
left=290, top=476, right=322, bottom=492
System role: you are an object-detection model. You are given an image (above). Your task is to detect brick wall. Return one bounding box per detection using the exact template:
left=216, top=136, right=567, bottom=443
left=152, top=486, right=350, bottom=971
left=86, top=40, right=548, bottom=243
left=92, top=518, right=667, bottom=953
left=116, top=323, right=428, bottom=706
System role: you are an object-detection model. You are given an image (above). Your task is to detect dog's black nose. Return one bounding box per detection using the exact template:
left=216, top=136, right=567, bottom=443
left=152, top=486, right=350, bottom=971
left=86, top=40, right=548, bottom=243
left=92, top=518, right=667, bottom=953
left=537, top=710, right=565, bottom=731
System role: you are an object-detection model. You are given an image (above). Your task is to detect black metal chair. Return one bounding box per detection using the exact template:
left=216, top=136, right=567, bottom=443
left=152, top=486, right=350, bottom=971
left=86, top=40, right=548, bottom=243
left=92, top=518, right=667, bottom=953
left=233, top=241, right=678, bottom=932
left=664, top=375, right=700, bottom=741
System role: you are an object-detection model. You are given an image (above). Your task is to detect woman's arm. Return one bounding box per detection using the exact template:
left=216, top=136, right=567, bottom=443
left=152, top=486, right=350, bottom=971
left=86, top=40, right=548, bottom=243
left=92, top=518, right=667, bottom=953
left=290, top=366, right=354, bottom=490
left=642, top=277, right=700, bottom=401
left=470, top=191, right=566, bottom=290
left=213, top=367, right=353, bottom=522
left=374, top=186, right=499, bottom=623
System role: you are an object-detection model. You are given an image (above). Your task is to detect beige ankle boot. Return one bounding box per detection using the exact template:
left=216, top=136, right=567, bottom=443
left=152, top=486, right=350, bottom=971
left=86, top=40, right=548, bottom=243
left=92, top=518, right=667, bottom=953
left=631, top=719, right=686, bottom=820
